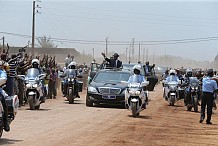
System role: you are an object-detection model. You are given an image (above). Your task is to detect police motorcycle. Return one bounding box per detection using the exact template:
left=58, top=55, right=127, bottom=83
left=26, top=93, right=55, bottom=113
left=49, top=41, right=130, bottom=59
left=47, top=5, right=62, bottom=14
left=183, top=77, right=200, bottom=112
left=19, top=68, right=46, bottom=110
left=0, top=76, right=19, bottom=137
left=163, top=74, right=181, bottom=106
left=61, top=69, right=83, bottom=104
left=122, top=77, right=149, bottom=117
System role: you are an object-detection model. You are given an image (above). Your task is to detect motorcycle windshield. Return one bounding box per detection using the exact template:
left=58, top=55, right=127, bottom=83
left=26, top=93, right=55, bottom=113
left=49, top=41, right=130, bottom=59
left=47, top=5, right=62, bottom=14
left=189, top=77, right=199, bottom=87
left=66, top=69, right=76, bottom=78
left=26, top=68, right=39, bottom=80
left=131, top=75, right=141, bottom=83
left=167, top=75, right=178, bottom=82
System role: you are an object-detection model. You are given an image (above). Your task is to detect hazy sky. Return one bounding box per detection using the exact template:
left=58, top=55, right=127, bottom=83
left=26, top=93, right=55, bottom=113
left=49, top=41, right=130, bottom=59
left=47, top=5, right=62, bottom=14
left=0, top=0, right=218, bottom=61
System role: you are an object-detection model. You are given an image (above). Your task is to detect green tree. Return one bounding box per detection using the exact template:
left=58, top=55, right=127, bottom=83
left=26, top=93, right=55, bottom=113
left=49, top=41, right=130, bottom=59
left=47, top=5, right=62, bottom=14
left=36, top=36, right=57, bottom=48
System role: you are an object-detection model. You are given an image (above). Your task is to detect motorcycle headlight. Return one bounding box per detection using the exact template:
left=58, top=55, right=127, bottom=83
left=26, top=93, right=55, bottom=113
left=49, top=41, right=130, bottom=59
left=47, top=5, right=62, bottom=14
left=88, top=86, right=97, bottom=93
left=26, top=84, right=31, bottom=88
left=128, top=90, right=133, bottom=94
left=33, top=84, right=38, bottom=88
left=135, top=90, right=141, bottom=95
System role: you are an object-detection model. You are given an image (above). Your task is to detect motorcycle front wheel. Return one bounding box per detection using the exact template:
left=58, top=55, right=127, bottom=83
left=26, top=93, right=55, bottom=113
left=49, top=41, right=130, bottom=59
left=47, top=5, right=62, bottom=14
left=68, top=89, right=74, bottom=104
left=132, top=102, right=138, bottom=118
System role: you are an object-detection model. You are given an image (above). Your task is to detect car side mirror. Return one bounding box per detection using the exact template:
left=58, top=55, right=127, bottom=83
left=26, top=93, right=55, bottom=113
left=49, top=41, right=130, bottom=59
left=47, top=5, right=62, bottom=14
left=121, top=81, right=128, bottom=86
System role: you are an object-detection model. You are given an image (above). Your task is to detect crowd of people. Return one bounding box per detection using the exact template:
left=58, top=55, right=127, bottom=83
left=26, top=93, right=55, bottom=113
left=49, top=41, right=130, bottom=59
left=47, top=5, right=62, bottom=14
left=0, top=47, right=218, bottom=134
left=163, top=68, right=218, bottom=124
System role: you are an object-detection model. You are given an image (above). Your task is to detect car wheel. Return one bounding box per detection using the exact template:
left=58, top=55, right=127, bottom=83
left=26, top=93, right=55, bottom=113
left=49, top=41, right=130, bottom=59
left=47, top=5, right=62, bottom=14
left=86, top=94, right=93, bottom=107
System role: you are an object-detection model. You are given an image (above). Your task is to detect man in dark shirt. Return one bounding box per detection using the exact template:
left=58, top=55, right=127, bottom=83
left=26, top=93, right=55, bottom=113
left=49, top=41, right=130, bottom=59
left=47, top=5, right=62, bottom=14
left=101, top=53, right=122, bottom=68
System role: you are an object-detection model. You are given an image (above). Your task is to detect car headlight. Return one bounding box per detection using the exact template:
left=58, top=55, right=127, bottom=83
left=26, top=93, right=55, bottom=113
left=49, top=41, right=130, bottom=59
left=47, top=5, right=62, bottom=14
left=68, top=78, right=71, bottom=82
left=26, top=84, right=31, bottom=88
left=121, top=90, right=126, bottom=94
left=88, top=86, right=97, bottom=93
left=33, top=84, right=38, bottom=88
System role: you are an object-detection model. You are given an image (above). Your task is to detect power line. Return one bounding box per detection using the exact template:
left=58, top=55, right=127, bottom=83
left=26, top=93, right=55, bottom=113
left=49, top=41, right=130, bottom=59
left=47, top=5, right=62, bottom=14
left=1, top=31, right=218, bottom=46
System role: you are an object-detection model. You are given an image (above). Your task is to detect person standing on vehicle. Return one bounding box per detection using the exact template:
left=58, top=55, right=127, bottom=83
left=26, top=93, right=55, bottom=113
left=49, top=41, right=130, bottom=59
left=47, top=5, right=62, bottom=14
left=199, top=69, right=218, bottom=124
left=0, top=61, right=11, bottom=132
left=145, top=61, right=155, bottom=76
left=101, top=53, right=122, bottom=68
left=128, top=64, right=148, bottom=105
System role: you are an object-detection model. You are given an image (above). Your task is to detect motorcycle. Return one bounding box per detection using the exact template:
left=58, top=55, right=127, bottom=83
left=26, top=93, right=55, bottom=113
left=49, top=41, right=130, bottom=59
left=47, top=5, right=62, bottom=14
left=0, top=79, right=19, bottom=138
left=163, top=75, right=181, bottom=106
left=122, top=80, right=149, bottom=117
left=184, top=77, right=200, bottom=112
left=61, top=69, right=83, bottom=104
left=20, top=68, right=46, bottom=110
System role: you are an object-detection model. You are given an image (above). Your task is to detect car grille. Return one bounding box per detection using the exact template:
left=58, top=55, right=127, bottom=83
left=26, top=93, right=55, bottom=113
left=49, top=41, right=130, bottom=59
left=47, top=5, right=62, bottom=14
left=98, top=87, right=121, bottom=94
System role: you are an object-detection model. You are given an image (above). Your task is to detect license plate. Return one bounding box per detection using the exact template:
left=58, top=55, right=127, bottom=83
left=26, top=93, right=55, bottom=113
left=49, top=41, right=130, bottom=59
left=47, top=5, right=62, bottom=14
left=102, top=95, right=116, bottom=99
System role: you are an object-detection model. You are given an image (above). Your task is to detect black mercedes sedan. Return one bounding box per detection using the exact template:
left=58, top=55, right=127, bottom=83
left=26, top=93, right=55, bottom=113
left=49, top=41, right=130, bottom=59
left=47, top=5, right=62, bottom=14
left=86, top=69, right=131, bottom=107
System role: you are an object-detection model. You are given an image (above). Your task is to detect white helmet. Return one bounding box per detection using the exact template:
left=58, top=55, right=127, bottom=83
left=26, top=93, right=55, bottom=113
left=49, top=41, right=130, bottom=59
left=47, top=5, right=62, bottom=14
left=68, top=61, right=77, bottom=69
left=133, top=64, right=141, bottom=71
left=169, top=69, right=176, bottom=75
left=31, top=59, right=40, bottom=65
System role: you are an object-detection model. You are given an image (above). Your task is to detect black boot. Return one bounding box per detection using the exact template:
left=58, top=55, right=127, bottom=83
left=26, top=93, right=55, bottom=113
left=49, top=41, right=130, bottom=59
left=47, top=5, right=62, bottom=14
left=4, top=121, right=10, bottom=132
left=76, top=93, right=80, bottom=98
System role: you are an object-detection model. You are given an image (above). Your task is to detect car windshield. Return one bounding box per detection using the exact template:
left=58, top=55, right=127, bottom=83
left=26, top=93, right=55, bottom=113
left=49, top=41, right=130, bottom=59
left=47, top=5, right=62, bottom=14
left=26, top=68, right=39, bottom=79
left=94, top=71, right=130, bottom=82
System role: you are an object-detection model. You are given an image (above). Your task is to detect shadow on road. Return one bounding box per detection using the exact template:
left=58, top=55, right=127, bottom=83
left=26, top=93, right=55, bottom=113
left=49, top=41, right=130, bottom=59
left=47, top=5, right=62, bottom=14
left=127, top=115, right=152, bottom=119
left=94, top=104, right=125, bottom=109
left=0, top=138, right=22, bottom=145
left=63, top=101, right=85, bottom=105
left=26, top=108, right=51, bottom=111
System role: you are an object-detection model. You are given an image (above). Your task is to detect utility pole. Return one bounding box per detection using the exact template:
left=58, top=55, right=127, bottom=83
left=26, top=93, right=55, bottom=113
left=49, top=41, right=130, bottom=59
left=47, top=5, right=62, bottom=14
left=32, top=0, right=41, bottom=56
left=105, top=36, right=109, bottom=56
left=129, top=44, right=131, bottom=63
left=146, top=49, right=148, bottom=62
left=2, top=36, right=5, bottom=50
left=92, top=48, right=94, bottom=60
left=138, top=43, right=141, bottom=62
left=126, top=48, right=128, bottom=63
left=143, top=48, right=145, bottom=64
left=132, top=38, right=135, bottom=62
left=83, top=50, right=85, bottom=63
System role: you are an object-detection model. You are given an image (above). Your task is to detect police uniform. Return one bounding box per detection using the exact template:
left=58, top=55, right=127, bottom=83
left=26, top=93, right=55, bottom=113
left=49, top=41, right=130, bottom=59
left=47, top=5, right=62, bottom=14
left=200, top=75, right=218, bottom=124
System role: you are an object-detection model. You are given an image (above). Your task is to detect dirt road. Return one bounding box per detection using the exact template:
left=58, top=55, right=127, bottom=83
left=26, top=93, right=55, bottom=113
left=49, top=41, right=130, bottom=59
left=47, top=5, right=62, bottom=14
left=1, top=84, right=218, bottom=146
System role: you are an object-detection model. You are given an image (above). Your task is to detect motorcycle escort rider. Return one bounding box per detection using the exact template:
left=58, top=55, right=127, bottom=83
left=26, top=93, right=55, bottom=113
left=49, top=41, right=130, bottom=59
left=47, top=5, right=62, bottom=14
left=128, top=64, right=149, bottom=106
left=62, top=61, right=81, bottom=98
left=183, top=68, right=201, bottom=106
left=163, top=69, right=181, bottom=99
left=0, top=61, right=11, bottom=132
left=31, top=59, right=46, bottom=100
left=200, top=69, right=218, bottom=124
